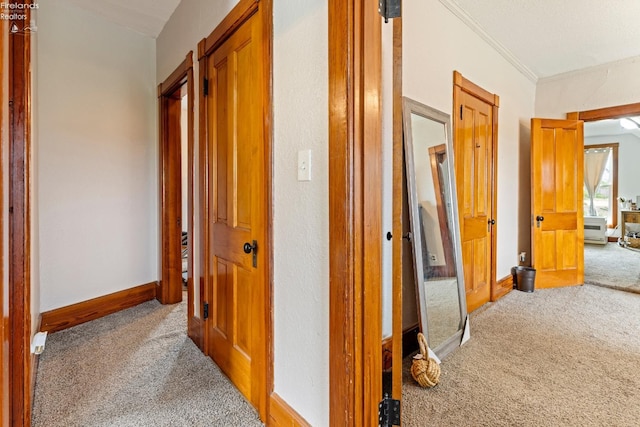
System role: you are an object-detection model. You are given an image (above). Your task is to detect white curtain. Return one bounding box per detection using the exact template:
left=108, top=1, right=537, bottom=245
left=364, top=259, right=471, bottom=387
left=584, top=148, right=611, bottom=216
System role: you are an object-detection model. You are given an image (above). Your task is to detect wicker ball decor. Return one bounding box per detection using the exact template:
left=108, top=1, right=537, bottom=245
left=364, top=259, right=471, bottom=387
left=411, top=333, right=441, bottom=388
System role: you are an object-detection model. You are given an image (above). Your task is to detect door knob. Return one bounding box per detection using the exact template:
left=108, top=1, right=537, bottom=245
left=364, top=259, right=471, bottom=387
left=487, top=218, right=495, bottom=231
left=243, top=240, right=258, bottom=268
left=536, top=215, right=544, bottom=228
left=243, top=241, right=256, bottom=254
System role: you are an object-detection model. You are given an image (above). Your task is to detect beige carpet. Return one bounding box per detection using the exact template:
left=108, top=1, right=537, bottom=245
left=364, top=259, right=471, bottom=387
left=584, top=242, right=640, bottom=293
left=403, top=285, right=640, bottom=426
left=32, top=296, right=263, bottom=427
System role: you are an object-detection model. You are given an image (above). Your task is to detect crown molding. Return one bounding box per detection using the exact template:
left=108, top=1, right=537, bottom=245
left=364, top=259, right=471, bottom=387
left=439, top=0, right=538, bottom=84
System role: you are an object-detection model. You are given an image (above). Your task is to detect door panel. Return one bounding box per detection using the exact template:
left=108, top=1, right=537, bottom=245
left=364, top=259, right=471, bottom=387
left=455, top=90, right=493, bottom=312
left=531, top=118, right=584, bottom=288
left=206, top=10, right=266, bottom=415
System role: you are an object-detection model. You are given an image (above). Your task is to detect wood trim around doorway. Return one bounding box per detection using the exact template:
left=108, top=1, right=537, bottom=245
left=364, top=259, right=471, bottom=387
left=157, top=52, right=194, bottom=308
left=8, top=9, right=33, bottom=425
left=328, top=1, right=383, bottom=425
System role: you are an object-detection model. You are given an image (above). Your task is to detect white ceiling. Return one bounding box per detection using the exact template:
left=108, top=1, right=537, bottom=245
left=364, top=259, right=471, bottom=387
left=67, top=0, right=640, bottom=80
left=585, top=118, right=640, bottom=141
left=64, top=0, right=180, bottom=38
left=441, top=0, right=640, bottom=80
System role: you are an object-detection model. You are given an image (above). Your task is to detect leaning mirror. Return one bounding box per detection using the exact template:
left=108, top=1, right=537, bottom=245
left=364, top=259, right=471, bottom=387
left=402, top=97, right=468, bottom=359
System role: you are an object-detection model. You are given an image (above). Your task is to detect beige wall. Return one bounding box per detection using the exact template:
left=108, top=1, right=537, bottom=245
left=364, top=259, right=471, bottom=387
left=37, top=0, right=157, bottom=311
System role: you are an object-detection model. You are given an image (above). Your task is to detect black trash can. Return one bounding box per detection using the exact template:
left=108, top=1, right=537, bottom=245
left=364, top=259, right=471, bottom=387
left=511, top=266, right=536, bottom=293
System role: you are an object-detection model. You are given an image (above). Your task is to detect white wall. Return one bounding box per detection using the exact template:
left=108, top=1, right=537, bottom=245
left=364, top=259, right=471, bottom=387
left=156, top=1, right=329, bottom=425
left=401, top=0, right=537, bottom=286
left=31, top=9, right=40, bottom=334
left=273, top=2, right=329, bottom=425
left=37, top=0, right=157, bottom=311
left=536, top=56, right=640, bottom=118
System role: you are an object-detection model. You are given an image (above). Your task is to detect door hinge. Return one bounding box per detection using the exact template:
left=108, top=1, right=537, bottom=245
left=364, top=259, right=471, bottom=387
left=203, top=77, right=209, bottom=96
left=379, top=393, right=400, bottom=427
left=203, top=302, right=209, bottom=319
left=460, top=104, right=463, bottom=120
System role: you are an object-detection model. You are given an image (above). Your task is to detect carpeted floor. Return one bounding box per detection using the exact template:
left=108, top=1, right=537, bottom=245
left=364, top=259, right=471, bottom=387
left=584, top=242, right=640, bottom=293
left=32, top=296, right=263, bottom=427
left=402, top=285, right=640, bottom=426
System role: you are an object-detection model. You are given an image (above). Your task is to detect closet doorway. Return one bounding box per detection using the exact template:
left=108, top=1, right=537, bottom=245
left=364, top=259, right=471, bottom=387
left=158, top=52, right=200, bottom=347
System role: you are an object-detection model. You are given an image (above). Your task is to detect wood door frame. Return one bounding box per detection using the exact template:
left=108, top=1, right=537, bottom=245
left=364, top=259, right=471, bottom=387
left=1, top=16, right=8, bottom=426
left=197, top=0, right=273, bottom=421
left=567, top=103, right=640, bottom=230
left=391, top=13, right=404, bottom=405
left=452, top=71, right=506, bottom=301
left=158, top=52, right=199, bottom=339
left=8, top=10, right=33, bottom=426
left=328, top=0, right=383, bottom=425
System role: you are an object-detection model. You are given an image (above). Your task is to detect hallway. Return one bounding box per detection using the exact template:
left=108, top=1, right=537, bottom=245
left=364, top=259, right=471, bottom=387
left=32, top=297, right=262, bottom=426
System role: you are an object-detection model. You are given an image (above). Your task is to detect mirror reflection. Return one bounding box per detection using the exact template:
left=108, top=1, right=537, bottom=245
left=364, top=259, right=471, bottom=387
left=403, top=97, right=467, bottom=358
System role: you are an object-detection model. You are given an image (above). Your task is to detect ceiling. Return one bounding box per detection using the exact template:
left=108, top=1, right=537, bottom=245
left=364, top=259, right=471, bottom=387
left=64, top=0, right=180, bottom=38
left=66, top=0, right=640, bottom=80
left=585, top=118, right=640, bottom=141
left=441, top=0, right=640, bottom=80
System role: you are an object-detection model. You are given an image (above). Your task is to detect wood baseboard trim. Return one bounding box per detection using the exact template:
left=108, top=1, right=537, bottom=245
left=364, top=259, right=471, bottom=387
left=608, top=236, right=618, bottom=242
left=269, top=392, right=311, bottom=427
left=382, top=324, right=421, bottom=370
left=40, top=282, right=158, bottom=333
left=493, top=274, right=513, bottom=301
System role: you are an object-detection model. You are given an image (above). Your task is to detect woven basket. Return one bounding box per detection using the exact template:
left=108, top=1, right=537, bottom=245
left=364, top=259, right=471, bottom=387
left=628, top=236, right=640, bottom=249
left=410, top=333, right=441, bottom=388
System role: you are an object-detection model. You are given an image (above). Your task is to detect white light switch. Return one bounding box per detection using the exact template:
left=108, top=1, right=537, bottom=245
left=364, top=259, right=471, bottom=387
left=297, top=150, right=312, bottom=181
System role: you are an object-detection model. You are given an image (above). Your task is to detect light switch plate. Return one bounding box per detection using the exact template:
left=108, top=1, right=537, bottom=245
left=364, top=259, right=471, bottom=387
left=297, top=150, right=312, bottom=181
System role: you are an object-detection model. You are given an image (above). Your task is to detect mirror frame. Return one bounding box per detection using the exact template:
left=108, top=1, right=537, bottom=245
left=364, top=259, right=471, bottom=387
left=402, top=96, right=468, bottom=359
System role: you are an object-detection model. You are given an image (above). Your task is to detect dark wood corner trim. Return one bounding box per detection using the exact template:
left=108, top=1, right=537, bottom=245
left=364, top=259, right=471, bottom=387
left=493, top=274, right=513, bottom=301
left=453, top=70, right=499, bottom=107
left=40, top=282, right=157, bottom=334
left=269, top=393, right=311, bottom=427
left=9, top=8, right=34, bottom=425
left=567, top=102, right=640, bottom=122
left=200, top=0, right=259, bottom=59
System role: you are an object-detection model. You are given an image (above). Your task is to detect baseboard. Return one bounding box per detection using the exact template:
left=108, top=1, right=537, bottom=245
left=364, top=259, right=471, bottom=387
left=381, top=324, right=421, bottom=370
left=269, top=393, right=311, bottom=427
left=493, top=274, right=513, bottom=301
left=608, top=236, right=618, bottom=242
left=40, top=282, right=157, bottom=333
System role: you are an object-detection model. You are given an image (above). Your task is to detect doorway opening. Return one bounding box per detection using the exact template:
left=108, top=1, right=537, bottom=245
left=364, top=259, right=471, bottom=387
left=158, top=52, right=200, bottom=346
left=568, top=104, right=640, bottom=292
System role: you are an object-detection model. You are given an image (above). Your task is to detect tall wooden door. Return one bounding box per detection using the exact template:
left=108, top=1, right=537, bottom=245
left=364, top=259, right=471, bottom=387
left=453, top=75, right=498, bottom=313
left=205, top=9, right=267, bottom=418
left=531, top=119, right=584, bottom=288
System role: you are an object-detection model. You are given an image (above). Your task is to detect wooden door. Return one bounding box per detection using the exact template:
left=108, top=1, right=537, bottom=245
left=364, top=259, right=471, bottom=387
left=205, top=10, right=267, bottom=417
left=454, top=86, right=495, bottom=313
left=531, top=119, right=584, bottom=288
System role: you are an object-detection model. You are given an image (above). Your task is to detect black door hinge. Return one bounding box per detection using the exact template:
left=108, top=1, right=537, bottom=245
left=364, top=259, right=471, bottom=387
left=460, top=104, right=463, bottom=120
left=203, top=77, right=209, bottom=96
left=379, top=393, right=400, bottom=427
left=203, top=302, right=209, bottom=319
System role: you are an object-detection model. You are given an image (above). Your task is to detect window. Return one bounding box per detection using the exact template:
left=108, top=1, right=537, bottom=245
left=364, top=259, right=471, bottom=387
left=584, top=143, right=618, bottom=227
